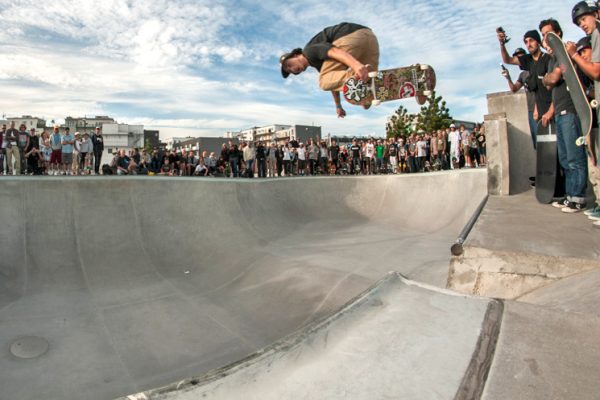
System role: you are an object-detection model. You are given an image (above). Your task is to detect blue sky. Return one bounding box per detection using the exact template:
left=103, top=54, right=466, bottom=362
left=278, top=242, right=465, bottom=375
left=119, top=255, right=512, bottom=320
left=0, top=0, right=584, bottom=139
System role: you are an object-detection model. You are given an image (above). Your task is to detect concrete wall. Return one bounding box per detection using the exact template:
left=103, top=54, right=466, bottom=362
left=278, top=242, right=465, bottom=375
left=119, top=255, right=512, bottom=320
left=486, top=91, right=535, bottom=194
left=484, top=114, right=510, bottom=195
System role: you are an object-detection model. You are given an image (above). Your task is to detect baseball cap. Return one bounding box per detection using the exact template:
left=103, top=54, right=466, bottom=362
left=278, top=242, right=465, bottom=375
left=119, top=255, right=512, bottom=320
left=577, top=36, right=592, bottom=52
left=280, top=48, right=303, bottom=78
left=450, top=124, right=456, bottom=128
left=512, top=47, right=526, bottom=56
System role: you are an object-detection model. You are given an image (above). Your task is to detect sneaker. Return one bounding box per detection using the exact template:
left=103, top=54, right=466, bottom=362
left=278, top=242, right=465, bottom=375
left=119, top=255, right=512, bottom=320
left=594, top=220, right=600, bottom=228
left=561, top=201, right=587, bottom=213
left=588, top=208, right=600, bottom=220
left=552, top=198, right=569, bottom=208
left=584, top=205, right=600, bottom=216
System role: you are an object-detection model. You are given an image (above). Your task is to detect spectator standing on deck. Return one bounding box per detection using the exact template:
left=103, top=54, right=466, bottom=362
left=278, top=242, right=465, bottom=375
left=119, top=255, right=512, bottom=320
left=61, top=128, right=75, bottom=175
left=502, top=47, right=539, bottom=148
left=243, top=142, right=256, bottom=178
left=448, top=124, right=461, bottom=169
left=5, top=122, right=20, bottom=175
left=91, top=127, right=104, bottom=175
left=0, top=124, right=6, bottom=175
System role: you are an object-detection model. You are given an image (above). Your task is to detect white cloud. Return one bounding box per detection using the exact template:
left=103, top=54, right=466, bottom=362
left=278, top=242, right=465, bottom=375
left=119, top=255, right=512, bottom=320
left=0, top=0, right=583, bottom=139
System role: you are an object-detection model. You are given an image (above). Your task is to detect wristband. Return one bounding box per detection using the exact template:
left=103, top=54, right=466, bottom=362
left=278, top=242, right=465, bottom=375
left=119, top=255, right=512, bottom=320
left=336, top=105, right=342, bottom=109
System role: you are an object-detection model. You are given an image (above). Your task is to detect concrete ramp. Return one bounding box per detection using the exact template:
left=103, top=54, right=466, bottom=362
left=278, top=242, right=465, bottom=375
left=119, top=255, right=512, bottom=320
left=0, top=170, right=486, bottom=400
left=134, top=273, right=496, bottom=400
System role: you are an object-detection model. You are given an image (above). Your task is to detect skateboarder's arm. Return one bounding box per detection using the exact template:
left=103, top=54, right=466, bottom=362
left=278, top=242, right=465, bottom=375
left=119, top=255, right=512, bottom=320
left=331, top=91, right=346, bottom=118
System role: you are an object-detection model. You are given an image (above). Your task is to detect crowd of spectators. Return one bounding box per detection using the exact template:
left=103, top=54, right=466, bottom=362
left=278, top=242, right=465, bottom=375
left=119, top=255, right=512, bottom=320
left=0, top=122, right=104, bottom=176
left=1, top=120, right=485, bottom=177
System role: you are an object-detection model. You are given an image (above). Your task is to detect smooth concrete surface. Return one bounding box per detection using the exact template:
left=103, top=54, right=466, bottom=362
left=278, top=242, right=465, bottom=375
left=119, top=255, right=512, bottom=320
left=483, top=301, right=600, bottom=400
left=484, top=113, right=509, bottom=196
left=486, top=91, right=535, bottom=194
left=138, top=274, right=493, bottom=400
left=0, top=170, right=487, bottom=400
left=448, top=190, right=600, bottom=299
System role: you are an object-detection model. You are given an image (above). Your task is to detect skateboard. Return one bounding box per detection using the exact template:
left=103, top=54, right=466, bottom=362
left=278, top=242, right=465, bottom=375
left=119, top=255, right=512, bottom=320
left=342, top=64, right=436, bottom=107
left=546, top=32, right=598, bottom=165
left=535, top=120, right=565, bottom=204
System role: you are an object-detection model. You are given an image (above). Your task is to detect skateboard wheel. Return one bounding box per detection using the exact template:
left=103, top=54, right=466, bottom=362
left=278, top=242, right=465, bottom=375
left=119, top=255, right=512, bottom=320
left=423, top=90, right=432, bottom=96
left=592, top=100, right=598, bottom=109
left=420, top=65, right=430, bottom=70
left=372, top=100, right=381, bottom=106
left=368, top=71, right=378, bottom=78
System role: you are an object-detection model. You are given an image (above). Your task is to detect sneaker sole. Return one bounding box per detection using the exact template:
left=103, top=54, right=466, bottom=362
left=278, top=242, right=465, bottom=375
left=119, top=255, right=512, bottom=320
left=562, top=207, right=586, bottom=214
left=589, top=215, right=600, bottom=221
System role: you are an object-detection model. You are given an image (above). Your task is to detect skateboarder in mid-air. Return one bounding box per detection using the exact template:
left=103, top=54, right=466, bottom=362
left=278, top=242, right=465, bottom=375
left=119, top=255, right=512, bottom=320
left=280, top=22, right=379, bottom=118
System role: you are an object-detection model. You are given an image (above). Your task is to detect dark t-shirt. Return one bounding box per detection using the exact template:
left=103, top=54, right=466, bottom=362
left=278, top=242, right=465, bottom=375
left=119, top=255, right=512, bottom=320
left=350, top=145, right=361, bottom=158
left=303, top=22, right=368, bottom=71
left=548, top=57, right=576, bottom=115
left=329, top=145, right=339, bottom=159
left=518, top=53, right=552, bottom=115
left=517, top=71, right=536, bottom=112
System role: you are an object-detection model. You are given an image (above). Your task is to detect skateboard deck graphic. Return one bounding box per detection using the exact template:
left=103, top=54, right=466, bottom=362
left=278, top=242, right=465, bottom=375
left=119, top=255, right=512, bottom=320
left=342, top=64, right=436, bottom=107
left=546, top=31, right=598, bottom=165
left=536, top=121, right=564, bottom=204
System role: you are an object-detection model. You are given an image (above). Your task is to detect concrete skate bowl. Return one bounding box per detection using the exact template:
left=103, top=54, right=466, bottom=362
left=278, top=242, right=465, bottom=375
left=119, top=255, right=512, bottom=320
left=0, top=169, right=486, bottom=400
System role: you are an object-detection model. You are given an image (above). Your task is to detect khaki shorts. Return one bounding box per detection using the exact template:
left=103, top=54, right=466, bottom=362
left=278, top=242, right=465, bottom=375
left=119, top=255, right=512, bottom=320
left=319, top=28, right=380, bottom=91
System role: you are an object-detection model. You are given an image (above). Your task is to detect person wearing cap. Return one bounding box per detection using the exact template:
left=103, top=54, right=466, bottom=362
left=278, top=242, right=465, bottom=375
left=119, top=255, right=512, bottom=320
left=280, top=22, right=379, bottom=118
left=567, top=1, right=600, bottom=226
left=541, top=18, right=588, bottom=213
left=499, top=28, right=553, bottom=140
left=61, top=127, right=75, bottom=175
left=502, top=47, right=538, bottom=148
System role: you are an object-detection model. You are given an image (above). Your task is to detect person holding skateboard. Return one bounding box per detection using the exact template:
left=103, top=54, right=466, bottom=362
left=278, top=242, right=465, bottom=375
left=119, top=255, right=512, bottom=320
left=567, top=1, right=600, bottom=225
left=280, top=22, right=379, bottom=118
left=541, top=18, right=588, bottom=213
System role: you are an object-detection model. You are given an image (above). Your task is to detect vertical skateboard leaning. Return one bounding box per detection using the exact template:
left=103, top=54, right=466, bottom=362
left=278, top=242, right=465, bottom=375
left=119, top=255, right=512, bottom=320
left=536, top=120, right=565, bottom=203
left=342, top=64, right=436, bottom=108
left=546, top=31, right=598, bottom=165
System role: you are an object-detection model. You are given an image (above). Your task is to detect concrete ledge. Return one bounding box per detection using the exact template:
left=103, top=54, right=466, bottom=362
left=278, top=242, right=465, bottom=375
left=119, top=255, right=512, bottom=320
left=448, top=246, right=600, bottom=299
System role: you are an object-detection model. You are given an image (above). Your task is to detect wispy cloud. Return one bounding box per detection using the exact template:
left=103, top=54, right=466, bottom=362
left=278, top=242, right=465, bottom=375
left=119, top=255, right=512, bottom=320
left=0, top=0, right=582, bottom=138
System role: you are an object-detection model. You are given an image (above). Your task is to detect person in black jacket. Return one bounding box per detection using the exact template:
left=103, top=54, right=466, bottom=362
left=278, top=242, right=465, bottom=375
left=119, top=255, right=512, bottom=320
left=256, top=142, right=267, bottom=178
left=91, top=127, right=104, bottom=174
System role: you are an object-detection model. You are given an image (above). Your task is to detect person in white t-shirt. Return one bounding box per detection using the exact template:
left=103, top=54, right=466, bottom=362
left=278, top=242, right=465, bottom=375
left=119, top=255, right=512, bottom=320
left=448, top=124, right=461, bottom=170
left=365, top=138, right=375, bottom=174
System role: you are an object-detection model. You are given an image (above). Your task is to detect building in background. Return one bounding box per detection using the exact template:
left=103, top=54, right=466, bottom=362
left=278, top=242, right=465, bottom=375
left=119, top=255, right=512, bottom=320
left=6, top=115, right=47, bottom=131
left=172, top=137, right=235, bottom=156
left=64, top=116, right=116, bottom=135
left=226, top=124, right=322, bottom=146
left=101, top=123, right=144, bottom=161
left=165, top=137, right=194, bottom=151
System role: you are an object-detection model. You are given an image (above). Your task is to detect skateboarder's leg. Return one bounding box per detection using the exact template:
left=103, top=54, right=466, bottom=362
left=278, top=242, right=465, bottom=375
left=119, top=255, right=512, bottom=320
left=318, top=28, right=379, bottom=92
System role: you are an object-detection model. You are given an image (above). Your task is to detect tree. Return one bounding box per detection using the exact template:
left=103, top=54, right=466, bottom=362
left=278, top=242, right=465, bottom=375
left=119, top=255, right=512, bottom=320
left=415, top=91, right=453, bottom=133
left=386, top=105, right=416, bottom=138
